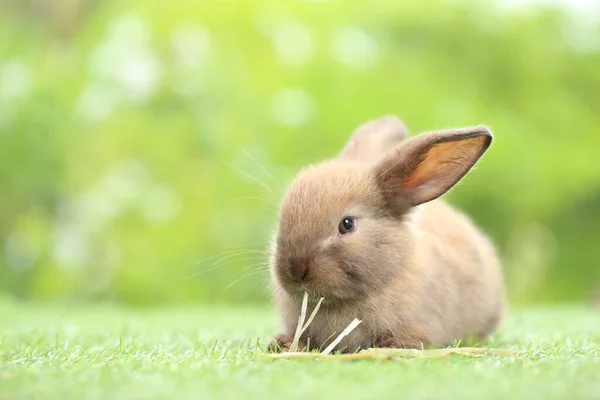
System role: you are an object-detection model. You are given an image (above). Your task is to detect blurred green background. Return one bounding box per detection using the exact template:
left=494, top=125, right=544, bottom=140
left=0, top=0, right=598, bottom=307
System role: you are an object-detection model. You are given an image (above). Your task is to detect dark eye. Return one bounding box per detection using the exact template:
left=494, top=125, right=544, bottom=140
left=338, top=217, right=356, bottom=234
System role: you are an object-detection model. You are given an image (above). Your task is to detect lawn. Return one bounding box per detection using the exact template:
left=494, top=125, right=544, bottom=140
left=0, top=298, right=599, bottom=400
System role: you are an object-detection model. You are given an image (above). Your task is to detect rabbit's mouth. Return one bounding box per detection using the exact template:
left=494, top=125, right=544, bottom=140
left=283, top=278, right=359, bottom=304
left=287, top=288, right=340, bottom=306
left=279, top=279, right=331, bottom=301
left=303, top=289, right=327, bottom=302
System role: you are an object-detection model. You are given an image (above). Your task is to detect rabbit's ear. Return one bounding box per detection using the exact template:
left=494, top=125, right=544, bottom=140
left=372, top=126, right=492, bottom=207
left=339, top=116, right=407, bottom=162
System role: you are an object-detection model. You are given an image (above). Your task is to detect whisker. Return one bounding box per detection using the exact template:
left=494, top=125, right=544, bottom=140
left=241, top=146, right=283, bottom=193
left=225, top=268, right=268, bottom=290
left=205, top=255, right=267, bottom=271
left=242, top=262, right=270, bottom=272
left=229, top=196, right=279, bottom=209
left=195, top=250, right=269, bottom=266
left=188, top=253, right=268, bottom=279
left=195, top=254, right=265, bottom=270
left=194, top=248, right=268, bottom=266
left=226, top=162, right=276, bottom=198
left=229, top=196, right=279, bottom=215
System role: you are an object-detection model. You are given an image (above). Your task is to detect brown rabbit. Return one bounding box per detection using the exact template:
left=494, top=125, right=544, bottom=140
left=268, top=117, right=505, bottom=353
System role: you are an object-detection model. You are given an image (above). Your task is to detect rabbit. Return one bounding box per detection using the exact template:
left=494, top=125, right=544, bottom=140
left=338, top=115, right=408, bottom=162
left=267, top=116, right=505, bottom=353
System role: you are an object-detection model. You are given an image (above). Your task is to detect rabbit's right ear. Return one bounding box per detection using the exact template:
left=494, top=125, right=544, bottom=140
left=372, top=126, right=493, bottom=208
left=338, top=116, right=407, bottom=163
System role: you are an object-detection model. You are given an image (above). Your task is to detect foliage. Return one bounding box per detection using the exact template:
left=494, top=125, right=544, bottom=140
left=0, top=0, right=599, bottom=305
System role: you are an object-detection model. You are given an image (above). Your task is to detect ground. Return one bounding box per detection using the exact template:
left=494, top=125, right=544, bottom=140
left=0, top=298, right=599, bottom=400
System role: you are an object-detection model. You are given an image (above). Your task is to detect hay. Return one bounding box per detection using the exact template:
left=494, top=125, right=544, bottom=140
left=289, top=292, right=325, bottom=352
left=266, top=347, right=516, bottom=361
left=269, top=291, right=516, bottom=361
left=321, top=318, right=362, bottom=355
left=288, top=292, right=308, bottom=352
left=287, top=291, right=361, bottom=354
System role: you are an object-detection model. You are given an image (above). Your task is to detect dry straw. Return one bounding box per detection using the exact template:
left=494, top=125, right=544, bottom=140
left=267, top=291, right=517, bottom=361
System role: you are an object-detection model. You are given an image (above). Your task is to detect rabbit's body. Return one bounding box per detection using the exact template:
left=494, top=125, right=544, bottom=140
left=273, top=198, right=503, bottom=352
left=268, top=117, right=505, bottom=353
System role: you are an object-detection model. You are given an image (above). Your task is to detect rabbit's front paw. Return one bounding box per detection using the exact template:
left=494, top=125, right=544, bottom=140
left=375, top=332, right=424, bottom=349
left=267, top=334, right=306, bottom=353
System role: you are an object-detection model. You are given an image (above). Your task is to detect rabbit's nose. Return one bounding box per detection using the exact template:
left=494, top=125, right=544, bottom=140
left=289, top=256, right=311, bottom=283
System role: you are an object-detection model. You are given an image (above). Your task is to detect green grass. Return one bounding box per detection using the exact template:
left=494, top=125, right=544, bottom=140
left=1, top=298, right=599, bottom=400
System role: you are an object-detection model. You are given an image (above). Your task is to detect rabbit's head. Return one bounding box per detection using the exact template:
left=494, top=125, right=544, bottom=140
left=270, top=122, right=492, bottom=303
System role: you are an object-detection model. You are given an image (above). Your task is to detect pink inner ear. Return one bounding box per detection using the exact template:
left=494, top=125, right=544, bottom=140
left=399, top=136, right=487, bottom=193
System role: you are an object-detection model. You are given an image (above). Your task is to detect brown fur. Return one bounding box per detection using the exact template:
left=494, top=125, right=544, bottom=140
left=268, top=117, right=505, bottom=353
left=338, top=116, right=407, bottom=163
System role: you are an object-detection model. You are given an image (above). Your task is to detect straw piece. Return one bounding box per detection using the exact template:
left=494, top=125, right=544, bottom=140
left=298, top=297, right=324, bottom=341
left=289, top=292, right=308, bottom=352
left=361, top=347, right=517, bottom=359
left=265, top=347, right=516, bottom=361
left=266, top=352, right=393, bottom=361
left=321, top=318, right=362, bottom=355
left=270, top=290, right=516, bottom=360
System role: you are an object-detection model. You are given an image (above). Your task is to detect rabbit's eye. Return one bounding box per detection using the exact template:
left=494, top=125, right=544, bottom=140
left=338, top=217, right=356, bottom=234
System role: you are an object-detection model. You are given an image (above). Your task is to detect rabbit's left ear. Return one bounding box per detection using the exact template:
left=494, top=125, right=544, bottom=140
left=338, top=116, right=407, bottom=163
left=372, top=126, right=493, bottom=207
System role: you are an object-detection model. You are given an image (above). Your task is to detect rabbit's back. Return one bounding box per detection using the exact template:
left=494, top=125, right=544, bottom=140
left=409, top=199, right=505, bottom=344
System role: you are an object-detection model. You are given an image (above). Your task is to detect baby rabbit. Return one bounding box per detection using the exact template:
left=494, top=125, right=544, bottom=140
left=268, top=116, right=505, bottom=353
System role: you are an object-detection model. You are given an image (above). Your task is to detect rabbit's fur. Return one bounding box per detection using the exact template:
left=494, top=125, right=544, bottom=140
left=268, top=116, right=505, bottom=352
